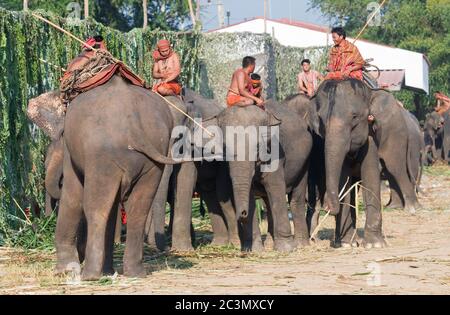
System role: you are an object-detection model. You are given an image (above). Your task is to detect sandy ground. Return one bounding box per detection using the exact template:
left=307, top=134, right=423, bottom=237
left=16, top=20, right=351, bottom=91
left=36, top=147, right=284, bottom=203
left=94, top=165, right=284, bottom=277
left=0, top=164, right=449, bottom=295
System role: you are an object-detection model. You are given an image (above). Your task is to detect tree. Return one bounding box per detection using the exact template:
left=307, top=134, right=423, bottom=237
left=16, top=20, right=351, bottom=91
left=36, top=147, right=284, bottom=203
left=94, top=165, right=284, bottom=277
left=308, top=0, right=450, bottom=118
left=0, top=0, right=193, bottom=32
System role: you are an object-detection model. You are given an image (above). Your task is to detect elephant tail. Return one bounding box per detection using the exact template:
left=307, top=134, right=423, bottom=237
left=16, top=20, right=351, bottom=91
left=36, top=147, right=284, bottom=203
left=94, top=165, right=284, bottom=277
left=128, top=139, right=182, bottom=165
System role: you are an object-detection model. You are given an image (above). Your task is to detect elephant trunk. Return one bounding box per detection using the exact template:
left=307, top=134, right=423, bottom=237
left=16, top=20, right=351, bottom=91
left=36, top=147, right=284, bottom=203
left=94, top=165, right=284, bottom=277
left=324, top=122, right=350, bottom=216
left=228, top=161, right=255, bottom=221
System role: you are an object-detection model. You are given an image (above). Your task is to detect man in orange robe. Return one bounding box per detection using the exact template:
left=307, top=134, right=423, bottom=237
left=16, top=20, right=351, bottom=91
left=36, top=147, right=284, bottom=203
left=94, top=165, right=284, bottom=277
left=435, top=92, right=450, bottom=115
left=226, top=56, right=264, bottom=107
left=325, top=27, right=365, bottom=81
left=152, top=39, right=182, bottom=96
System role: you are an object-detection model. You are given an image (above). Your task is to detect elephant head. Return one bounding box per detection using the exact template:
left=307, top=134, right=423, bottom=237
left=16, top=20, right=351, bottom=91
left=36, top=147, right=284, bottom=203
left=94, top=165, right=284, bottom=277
left=213, top=103, right=281, bottom=220
left=309, top=79, right=372, bottom=215
left=27, top=90, right=65, bottom=141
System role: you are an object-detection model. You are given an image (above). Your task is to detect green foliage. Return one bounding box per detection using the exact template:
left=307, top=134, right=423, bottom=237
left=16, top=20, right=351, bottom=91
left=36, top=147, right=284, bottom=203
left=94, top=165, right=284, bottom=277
left=308, top=0, right=450, bottom=117
left=4, top=212, right=57, bottom=251
left=0, top=8, right=200, bottom=243
left=0, top=0, right=193, bottom=32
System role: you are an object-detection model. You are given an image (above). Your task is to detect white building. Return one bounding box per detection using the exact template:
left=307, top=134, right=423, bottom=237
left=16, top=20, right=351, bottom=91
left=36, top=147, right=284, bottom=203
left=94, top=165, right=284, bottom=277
left=209, top=17, right=430, bottom=94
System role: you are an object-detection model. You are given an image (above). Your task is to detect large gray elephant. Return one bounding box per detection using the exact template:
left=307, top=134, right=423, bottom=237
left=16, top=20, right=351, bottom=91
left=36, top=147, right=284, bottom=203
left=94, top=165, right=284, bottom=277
left=308, top=79, right=385, bottom=248
left=205, top=99, right=313, bottom=251
left=56, top=75, right=180, bottom=280
left=146, top=89, right=241, bottom=251
left=370, top=90, right=423, bottom=213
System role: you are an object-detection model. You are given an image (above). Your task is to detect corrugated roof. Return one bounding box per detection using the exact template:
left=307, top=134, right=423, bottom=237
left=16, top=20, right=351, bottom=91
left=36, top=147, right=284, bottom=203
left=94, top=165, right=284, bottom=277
left=368, top=69, right=405, bottom=91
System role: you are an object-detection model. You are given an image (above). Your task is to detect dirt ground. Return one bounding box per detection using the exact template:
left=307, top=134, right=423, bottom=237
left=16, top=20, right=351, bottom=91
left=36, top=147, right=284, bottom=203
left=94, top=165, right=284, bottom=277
left=0, top=164, right=449, bottom=295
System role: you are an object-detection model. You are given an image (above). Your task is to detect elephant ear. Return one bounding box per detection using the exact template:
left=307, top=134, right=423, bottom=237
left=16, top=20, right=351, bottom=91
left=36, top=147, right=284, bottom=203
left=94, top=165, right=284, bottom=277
left=369, top=90, right=397, bottom=123
left=307, top=96, right=321, bottom=136
left=27, top=91, right=65, bottom=141
left=267, top=111, right=281, bottom=126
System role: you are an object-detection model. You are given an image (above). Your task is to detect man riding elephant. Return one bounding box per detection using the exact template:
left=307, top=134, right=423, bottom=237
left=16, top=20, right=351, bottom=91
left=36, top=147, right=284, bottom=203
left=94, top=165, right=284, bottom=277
left=325, top=27, right=365, bottom=81
left=226, top=56, right=264, bottom=107
left=152, top=39, right=182, bottom=96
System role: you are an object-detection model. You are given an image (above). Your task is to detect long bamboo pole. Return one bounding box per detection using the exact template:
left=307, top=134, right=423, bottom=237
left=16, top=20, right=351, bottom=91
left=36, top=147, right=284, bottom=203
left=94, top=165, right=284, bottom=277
left=187, top=0, right=197, bottom=28
left=31, top=13, right=213, bottom=138
left=352, top=0, right=388, bottom=44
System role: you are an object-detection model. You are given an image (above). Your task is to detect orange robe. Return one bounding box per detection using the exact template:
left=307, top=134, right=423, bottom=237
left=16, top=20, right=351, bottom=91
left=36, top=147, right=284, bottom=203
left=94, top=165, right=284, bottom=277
left=325, top=39, right=364, bottom=81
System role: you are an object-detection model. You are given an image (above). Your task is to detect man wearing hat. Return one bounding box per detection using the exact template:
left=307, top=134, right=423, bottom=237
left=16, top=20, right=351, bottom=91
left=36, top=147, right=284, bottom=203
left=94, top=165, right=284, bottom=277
left=152, top=39, right=182, bottom=96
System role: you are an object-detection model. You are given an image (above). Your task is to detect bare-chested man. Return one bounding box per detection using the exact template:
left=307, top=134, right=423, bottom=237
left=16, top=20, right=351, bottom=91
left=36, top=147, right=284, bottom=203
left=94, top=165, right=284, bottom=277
left=152, top=39, right=182, bottom=96
left=226, top=56, right=264, bottom=107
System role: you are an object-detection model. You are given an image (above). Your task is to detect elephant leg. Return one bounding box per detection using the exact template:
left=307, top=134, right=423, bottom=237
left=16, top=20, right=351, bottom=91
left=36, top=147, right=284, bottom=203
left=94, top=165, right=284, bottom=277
left=123, top=166, right=163, bottom=278
left=239, top=193, right=264, bottom=252
left=55, top=154, right=83, bottom=275
left=385, top=173, right=404, bottom=209
left=290, top=168, right=310, bottom=247
left=172, top=162, right=196, bottom=251
left=102, top=201, right=120, bottom=275
left=361, top=138, right=385, bottom=248
left=381, top=147, right=420, bottom=214
left=202, top=189, right=229, bottom=246
left=334, top=179, right=357, bottom=248
left=145, top=164, right=173, bottom=251
left=81, top=167, right=121, bottom=281
left=261, top=173, right=295, bottom=252
left=216, top=165, right=240, bottom=247
left=262, top=196, right=274, bottom=250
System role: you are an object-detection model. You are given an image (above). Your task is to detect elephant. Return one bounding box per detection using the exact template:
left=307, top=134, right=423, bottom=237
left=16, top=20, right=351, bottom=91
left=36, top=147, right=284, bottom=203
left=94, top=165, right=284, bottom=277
left=55, top=74, right=180, bottom=280
left=423, top=111, right=444, bottom=164
left=206, top=99, right=313, bottom=252
left=370, top=90, right=423, bottom=213
left=145, top=89, right=241, bottom=251
left=308, top=79, right=385, bottom=248
left=443, top=111, right=450, bottom=162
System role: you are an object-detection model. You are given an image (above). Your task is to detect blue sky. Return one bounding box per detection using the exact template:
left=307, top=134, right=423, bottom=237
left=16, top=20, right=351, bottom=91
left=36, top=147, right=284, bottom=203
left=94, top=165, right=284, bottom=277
left=198, top=0, right=330, bottom=31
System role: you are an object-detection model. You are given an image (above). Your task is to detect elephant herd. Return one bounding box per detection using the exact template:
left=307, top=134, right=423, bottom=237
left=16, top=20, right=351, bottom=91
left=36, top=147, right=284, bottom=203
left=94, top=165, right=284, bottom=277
left=30, top=75, right=426, bottom=280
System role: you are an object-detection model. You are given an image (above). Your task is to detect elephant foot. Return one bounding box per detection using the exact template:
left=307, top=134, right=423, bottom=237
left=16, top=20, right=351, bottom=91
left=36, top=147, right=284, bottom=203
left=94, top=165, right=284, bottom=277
left=210, top=237, right=229, bottom=247
left=171, top=241, right=195, bottom=252
left=54, top=261, right=81, bottom=276
left=263, top=234, right=274, bottom=250
left=404, top=201, right=422, bottom=215
left=294, top=236, right=310, bottom=248
left=241, top=238, right=264, bottom=252
left=385, top=201, right=404, bottom=210
left=102, top=265, right=115, bottom=276
left=229, top=237, right=241, bottom=248
left=273, top=238, right=295, bottom=253
left=362, top=233, right=386, bottom=249
left=81, top=269, right=103, bottom=281
left=251, top=239, right=265, bottom=253
left=123, top=263, right=147, bottom=278
left=334, top=230, right=360, bottom=248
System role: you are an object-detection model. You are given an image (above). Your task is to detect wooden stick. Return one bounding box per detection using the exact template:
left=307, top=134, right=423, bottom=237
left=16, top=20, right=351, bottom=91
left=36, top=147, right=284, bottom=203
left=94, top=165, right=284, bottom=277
left=31, top=13, right=211, bottom=140
left=352, top=0, right=388, bottom=44
left=31, top=12, right=97, bottom=51
left=39, top=58, right=66, bottom=72
left=154, top=91, right=214, bottom=138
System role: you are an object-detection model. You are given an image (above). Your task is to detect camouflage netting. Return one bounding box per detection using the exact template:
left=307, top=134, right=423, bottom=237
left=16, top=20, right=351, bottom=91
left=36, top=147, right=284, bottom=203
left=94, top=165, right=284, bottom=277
left=0, top=8, right=325, bottom=237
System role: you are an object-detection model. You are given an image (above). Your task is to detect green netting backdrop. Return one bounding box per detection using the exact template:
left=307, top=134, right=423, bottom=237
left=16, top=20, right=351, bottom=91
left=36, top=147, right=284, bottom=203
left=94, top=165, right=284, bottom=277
left=0, top=8, right=325, bottom=238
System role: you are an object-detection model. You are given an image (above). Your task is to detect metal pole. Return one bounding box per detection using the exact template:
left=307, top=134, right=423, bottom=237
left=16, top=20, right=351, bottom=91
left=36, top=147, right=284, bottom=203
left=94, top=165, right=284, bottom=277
left=263, top=0, right=267, bottom=33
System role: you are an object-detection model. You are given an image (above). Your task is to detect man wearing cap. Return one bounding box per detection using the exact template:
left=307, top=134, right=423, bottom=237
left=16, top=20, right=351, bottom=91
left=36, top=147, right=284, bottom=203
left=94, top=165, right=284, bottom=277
left=152, top=39, right=182, bottom=96
left=65, top=35, right=107, bottom=73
